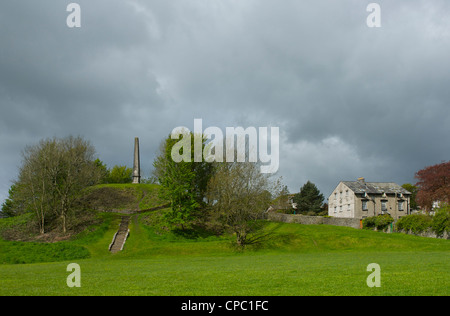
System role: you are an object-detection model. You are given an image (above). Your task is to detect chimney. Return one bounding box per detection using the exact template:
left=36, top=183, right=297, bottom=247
left=132, top=137, right=141, bottom=184
left=357, top=177, right=365, bottom=185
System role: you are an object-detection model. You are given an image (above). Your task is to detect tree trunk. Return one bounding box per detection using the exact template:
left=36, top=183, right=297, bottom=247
left=62, top=213, right=66, bottom=234
left=40, top=215, right=45, bottom=235
left=236, top=230, right=247, bottom=248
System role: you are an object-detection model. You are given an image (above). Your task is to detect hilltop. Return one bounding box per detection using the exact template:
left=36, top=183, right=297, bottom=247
left=79, top=183, right=168, bottom=213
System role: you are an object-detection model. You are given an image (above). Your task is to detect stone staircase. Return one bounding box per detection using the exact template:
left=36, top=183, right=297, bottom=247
left=109, top=216, right=130, bottom=253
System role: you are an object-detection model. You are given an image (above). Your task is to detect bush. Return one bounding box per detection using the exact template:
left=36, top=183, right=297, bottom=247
left=395, top=214, right=432, bottom=234
left=362, top=216, right=376, bottom=229
left=363, top=214, right=394, bottom=231
left=431, top=205, right=450, bottom=237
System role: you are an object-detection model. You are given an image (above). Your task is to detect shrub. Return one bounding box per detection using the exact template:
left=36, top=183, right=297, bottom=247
left=395, top=214, right=432, bottom=234
left=363, top=214, right=394, bottom=231
left=375, top=214, right=394, bottom=230
left=362, top=216, right=376, bottom=230
left=431, top=205, right=450, bottom=237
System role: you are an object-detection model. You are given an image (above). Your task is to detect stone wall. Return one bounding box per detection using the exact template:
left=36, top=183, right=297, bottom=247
left=266, top=211, right=449, bottom=239
left=397, top=228, right=449, bottom=240
left=323, top=216, right=361, bottom=229
left=267, top=211, right=361, bottom=229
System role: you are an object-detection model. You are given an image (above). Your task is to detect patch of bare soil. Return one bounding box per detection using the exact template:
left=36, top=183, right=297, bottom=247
left=79, top=187, right=139, bottom=212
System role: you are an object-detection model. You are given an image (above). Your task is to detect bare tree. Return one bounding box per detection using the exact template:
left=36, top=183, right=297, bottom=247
left=17, top=139, right=61, bottom=234
left=16, top=136, right=100, bottom=234
left=206, top=161, right=280, bottom=247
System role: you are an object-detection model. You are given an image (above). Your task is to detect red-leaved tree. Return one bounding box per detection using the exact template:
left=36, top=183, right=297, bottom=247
left=415, top=161, right=450, bottom=210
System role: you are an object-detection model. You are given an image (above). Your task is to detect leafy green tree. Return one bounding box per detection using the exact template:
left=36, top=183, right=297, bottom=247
left=106, top=165, right=133, bottom=184
left=206, top=161, right=275, bottom=247
left=94, top=159, right=110, bottom=184
left=401, top=183, right=418, bottom=210
left=153, top=132, right=214, bottom=229
left=293, top=181, right=324, bottom=215
left=1, top=185, right=21, bottom=218
left=13, top=136, right=101, bottom=234
left=93, top=160, right=132, bottom=184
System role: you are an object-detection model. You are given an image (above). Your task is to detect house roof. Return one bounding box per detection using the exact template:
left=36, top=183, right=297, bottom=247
left=342, top=181, right=411, bottom=195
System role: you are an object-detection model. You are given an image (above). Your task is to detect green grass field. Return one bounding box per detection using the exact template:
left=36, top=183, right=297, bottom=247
left=0, top=212, right=449, bottom=296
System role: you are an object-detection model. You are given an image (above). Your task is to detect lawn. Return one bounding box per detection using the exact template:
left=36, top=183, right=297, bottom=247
left=0, top=215, right=449, bottom=296
left=0, top=251, right=448, bottom=296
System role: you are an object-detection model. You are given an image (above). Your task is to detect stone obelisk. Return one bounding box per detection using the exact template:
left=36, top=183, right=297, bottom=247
left=132, top=137, right=141, bottom=184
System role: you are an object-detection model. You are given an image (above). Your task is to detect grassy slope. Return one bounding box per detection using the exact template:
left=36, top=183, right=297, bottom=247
left=0, top=183, right=449, bottom=295
left=0, top=183, right=165, bottom=264
left=0, top=217, right=449, bottom=295
left=80, top=183, right=166, bottom=212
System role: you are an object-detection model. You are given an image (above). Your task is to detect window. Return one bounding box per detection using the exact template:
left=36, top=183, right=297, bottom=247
left=381, top=201, right=387, bottom=212
left=340, top=205, right=342, bottom=212
left=398, top=201, right=404, bottom=211
left=362, top=200, right=368, bottom=211
left=334, top=192, right=337, bottom=200
left=346, top=190, right=349, bottom=196
left=334, top=206, right=337, bottom=213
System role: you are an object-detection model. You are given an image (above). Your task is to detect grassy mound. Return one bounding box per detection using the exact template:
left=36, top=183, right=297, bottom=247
left=80, top=183, right=167, bottom=212
left=0, top=183, right=167, bottom=263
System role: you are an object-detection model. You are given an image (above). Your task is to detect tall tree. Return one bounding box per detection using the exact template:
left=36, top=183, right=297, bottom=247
left=94, top=159, right=110, bottom=184
left=54, top=136, right=100, bottom=233
left=16, top=138, right=60, bottom=234
left=206, top=161, right=275, bottom=247
left=14, top=136, right=101, bottom=234
left=415, top=161, right=450, bottom=210
left=401, top=183, right=418, bottom=210
left=153, top=132, right=214, bottom=229
left=293, top=181, right=324, bottom=215
left=0, top=184, right=22, bottom=218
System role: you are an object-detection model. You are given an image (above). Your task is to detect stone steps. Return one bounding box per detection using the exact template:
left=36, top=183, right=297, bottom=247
left=109, top=216, right=130, bottom=253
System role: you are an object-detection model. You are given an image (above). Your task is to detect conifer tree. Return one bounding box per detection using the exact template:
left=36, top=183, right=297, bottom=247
left=293, top=181, right=324, bottom=215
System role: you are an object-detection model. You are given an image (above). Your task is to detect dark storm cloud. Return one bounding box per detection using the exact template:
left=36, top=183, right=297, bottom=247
left=0, top=0, right=168, bottom=199
left=1, top=0, right=449, bottom=202
left=137, top=0, right=450, bottom=193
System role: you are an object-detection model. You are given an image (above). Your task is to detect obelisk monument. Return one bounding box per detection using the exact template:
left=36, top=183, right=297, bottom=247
left=132, top=137, right=141, bottom=184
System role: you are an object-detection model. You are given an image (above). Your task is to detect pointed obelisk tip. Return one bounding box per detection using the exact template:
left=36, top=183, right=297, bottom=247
left=132, top=137, right=141, bottom=184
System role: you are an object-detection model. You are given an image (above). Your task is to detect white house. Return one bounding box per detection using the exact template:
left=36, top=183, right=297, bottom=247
left=328, top=178, right=411, bottom=220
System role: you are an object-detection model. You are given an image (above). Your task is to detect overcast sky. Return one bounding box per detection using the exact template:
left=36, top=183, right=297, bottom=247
left=1, top=0, right=449, bottom=204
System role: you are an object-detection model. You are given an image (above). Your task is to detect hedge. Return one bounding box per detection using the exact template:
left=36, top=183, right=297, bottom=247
left=395, top=205, right=450, bottom=237
left=363, top=214, right=394, bottom=231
